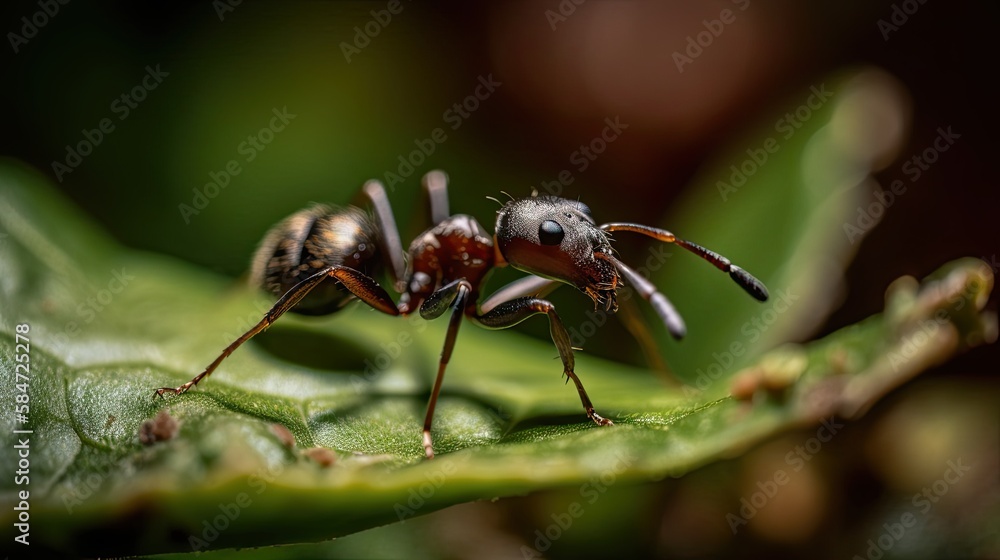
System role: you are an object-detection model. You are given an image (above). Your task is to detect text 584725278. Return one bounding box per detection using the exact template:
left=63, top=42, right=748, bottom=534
left=13, top=322, right=32, bottom=546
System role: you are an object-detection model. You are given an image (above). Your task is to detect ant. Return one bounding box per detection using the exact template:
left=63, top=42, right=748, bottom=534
left=155, top=170, right=769, bottom=459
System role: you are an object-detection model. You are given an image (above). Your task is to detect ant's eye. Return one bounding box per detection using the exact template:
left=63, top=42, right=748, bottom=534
left=538, top=220, right=564, bottom=245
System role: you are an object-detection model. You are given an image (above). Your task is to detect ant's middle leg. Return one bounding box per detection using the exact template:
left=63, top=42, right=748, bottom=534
left=418, top=279, right=472, bottom=459
left=474, top=297, right=613, bottom=427
left=155, top=265, right=399, bottom=397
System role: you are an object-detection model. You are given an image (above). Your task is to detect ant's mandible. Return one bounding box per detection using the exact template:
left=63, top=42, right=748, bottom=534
left=155, top=170, right=769, bottom=459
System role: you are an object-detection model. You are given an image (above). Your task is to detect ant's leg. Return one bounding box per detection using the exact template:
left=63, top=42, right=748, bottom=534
left=604, top=254, right=686, bottom=339
left=615, top=295, right=671, bottom=374
left=474, top=297, right=613, bottom=427
left=362, top=180, right=407, bottom=293
left=479, top=274, right=559, bottom=314
left=600, top=223, right=769, bottom=302
left=418, top=279, right=471, bottom=459
left=155, top=266, right=399, bottom=397
left=422, top=170, right=450, bottom=225
left=485, top=270, right=672, bottom=373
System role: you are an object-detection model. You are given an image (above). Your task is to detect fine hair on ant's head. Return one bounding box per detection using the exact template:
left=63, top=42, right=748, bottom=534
left=495, top=195, right=619, bottom=312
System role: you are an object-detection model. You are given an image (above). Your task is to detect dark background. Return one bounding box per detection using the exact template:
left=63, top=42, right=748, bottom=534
left=2, top=1, right=996, bottom=558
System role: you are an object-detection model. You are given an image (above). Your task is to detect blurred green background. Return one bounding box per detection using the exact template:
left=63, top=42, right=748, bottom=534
left=2, top=1, right=997, bottom=558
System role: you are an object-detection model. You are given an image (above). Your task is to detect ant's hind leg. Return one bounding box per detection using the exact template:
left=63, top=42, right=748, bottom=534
left=361, top=180, right=407, bottom=293
left=155, top=265, right=399, bottom=397
left=422, top=170, right=450, bottom=225
left=474, top=297, right=613, bottom=427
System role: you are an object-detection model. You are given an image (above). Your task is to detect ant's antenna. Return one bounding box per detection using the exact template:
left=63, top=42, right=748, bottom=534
left=601, top=223, right=769, bottom=302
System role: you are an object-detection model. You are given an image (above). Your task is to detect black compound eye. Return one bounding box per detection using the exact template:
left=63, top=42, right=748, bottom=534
left=538, top=220, right=564, bottom=245
left=571, top=201, right=592, bottom=216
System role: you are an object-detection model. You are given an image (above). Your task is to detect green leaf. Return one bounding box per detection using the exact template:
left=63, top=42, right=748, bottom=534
left=0, top=74, right=994, bottom=556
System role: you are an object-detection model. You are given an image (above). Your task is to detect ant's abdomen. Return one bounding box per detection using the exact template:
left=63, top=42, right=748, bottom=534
left=250, top=205, right=383, bottom=315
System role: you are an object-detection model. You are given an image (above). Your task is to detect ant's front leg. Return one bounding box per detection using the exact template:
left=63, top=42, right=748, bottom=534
left=474, top=296, right=613, bottom=427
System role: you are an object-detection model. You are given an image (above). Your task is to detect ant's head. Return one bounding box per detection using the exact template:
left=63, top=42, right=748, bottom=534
left=495, top=196, right=619, bottom=310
